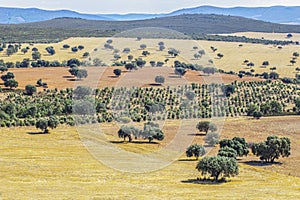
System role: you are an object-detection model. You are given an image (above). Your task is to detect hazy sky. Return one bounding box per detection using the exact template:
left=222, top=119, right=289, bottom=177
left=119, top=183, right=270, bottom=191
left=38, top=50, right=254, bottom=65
left=0, top=0, right=299, bottom=14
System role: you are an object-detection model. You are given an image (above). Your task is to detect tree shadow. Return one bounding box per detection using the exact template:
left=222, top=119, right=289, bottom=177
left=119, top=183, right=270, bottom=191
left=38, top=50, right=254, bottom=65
left=27, top=131, right=48, bottom=135
left=181, top=178, right=228, bottom=185
left=188, top=133, right=206, bottom=136
left=67, top=78, right=82, bottom=82
left=110, top=140, right=126, bottom=144
left=108, top=75, right=119, bottom=78
left=178, top=158, right=198, bottom=162
left=63, top=75, right=74, bottom=78
left=109, top=140, right=159, bottom=144
left=149, top=83, right=162, bottom=86
left=242, top=160, right=282, bottom=166
left=168, top=75, right=180, bottom=78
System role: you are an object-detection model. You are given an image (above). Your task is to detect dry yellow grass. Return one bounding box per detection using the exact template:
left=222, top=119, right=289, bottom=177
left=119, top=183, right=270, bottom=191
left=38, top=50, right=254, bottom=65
left=0, top=116, right=300, bottom=199
left=1, top=36, right=299, bottom=79
left=221, top=32, right=300, bottom=42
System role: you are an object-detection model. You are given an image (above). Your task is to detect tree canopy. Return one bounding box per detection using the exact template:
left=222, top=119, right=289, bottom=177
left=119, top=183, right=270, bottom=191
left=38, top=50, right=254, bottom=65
left=196, top=156, right=239, bottom=181
left=186, top=144, right=206, bottom=160
left=219, top=137, right=249, bottom=157
left=35, top=116, right=59, bottom=133
left=196, top=121, right=217, bottom=134
left=251, top=136, right=291, bottom=163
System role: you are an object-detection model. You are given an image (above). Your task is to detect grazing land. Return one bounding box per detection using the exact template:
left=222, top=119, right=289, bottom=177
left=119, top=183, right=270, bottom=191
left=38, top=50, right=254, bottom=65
left=0, top=116, right=299, bottom=199
left=1, top=37, right=300, bottom=79
left=0, top=11, right=300, bottom=199
left=6, top=66, right=263, bottom=90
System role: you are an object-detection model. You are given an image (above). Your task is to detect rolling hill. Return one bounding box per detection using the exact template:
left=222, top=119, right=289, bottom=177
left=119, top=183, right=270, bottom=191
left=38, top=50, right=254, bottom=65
left=1, top=14, right=300, bottom=43
left=168, top=6, right=300, bottom=25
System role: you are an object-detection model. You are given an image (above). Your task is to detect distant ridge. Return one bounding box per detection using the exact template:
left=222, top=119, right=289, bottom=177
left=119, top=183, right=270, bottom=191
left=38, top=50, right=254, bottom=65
left=17, top=14, right=300, bottom=34
left=1, top=14, right=300, bottom=43
left=0, top=6, right=300, bottom=24
left=0, top=7, right=112, bottom=24
left=167, top=5, right=300, bottom=25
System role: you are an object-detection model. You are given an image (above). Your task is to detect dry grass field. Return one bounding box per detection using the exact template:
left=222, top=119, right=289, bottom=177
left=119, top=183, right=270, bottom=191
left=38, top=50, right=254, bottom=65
left=4, top=66, right=263, bottom=90
left=222, top=32, right=300, bottom=42
left=0, top=116, right=299, bottom=199
left=1, top=35, right=299, bottom=79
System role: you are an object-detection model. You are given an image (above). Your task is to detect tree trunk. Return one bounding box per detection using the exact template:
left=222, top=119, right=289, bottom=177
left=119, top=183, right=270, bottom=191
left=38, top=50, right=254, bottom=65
left=215, top=173, right=220, bottom=182
left=128, top=135, right=132, bottom=142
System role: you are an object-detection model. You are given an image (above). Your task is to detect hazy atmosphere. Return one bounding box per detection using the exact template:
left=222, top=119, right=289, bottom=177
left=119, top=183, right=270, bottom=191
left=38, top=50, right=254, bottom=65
left=0, top=0, right=300, bottom=199
left=0, top=0, right=299, bottom=13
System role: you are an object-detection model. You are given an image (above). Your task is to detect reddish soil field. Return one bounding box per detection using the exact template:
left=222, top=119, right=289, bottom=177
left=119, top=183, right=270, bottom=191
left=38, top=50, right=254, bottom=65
left=3, top=66, right=264, bottom=90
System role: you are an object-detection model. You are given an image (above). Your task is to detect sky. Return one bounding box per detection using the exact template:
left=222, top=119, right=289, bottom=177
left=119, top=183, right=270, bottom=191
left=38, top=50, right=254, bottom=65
left=0, top=0, right=299, bottom=14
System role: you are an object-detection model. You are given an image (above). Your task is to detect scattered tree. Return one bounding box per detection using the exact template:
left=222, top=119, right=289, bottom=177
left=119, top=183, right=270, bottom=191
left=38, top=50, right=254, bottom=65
left=35, top=117, right=59, bottom=133
left=76, top=69, right=88, bottom=80
left=262, top=61, right=269, bottom=67
left=45, top=46, right=55, bottom=55
left=186, top=144, right=206, bottom=160
left=113, top=69, right=122, bottom=77
left=196, top=121, right=217, bottom=134
left=78, top=45, right=85, bottom=50
left=142, top=51, right=150, bottom=57
left=140, top=44, right=147, bottom=50
left=219, top=137, right=249, bottom=157
left=155, top=75, right=165, bottom=85
left=196, top=156, right=239, bottom=181
left=21, top=48, right=28, bottom=54
left=118, top=125, right=139, bottom=142
left=217, top=53, right=224, bottom=59
left=204, top=132, right=220, bottom=146
left=32, top=51, right=41, bottom=60
left=252, top=136, right=291, bottom=163
left=218, top=146, right=238, bottom=159
left=25, top=84, right=37, bottom=95
left=71, top=47, right=78, bottom=53
left=63, top=44, right=70, bottom=49
left=174, top=67, right=187, bottom=77
left=4, top=79, right=18, bottom=89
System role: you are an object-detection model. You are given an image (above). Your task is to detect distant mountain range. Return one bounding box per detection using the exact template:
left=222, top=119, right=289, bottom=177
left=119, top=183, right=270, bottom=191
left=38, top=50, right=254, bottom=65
left=0, top=7, right=111, bottom=24
left=0, top=5, right=300, bottom=24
